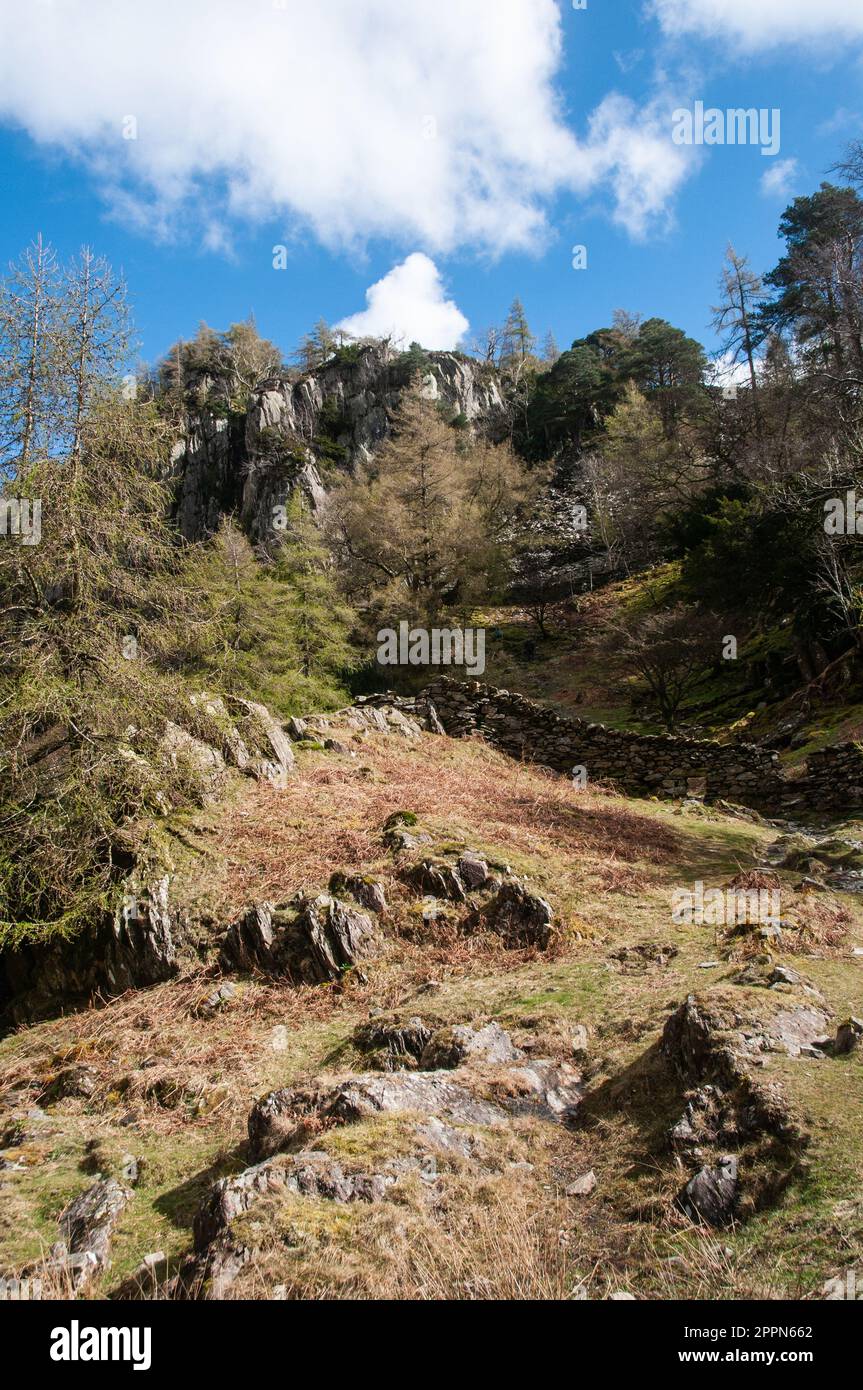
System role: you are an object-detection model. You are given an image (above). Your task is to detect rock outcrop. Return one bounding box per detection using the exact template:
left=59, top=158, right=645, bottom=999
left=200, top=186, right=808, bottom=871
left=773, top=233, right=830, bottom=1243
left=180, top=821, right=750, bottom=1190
left=0, top=876, right=184, bottom=1026
left=194, top=1151, right=394, bottom=1253
left=248, top=1071, right=509, bottom=1161
left=170, top=344, right=506, bottom=543
left=220, top=895, right=379, bottom=983
left=44, top=1179, right=133, bottom=1292
left=680, top=1156, right=738, bottom=1226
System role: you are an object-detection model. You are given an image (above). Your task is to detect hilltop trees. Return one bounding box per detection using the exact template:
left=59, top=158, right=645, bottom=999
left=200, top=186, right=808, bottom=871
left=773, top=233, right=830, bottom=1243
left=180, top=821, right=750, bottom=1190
left=523, top=317, right=707, bottom=461
left=762, top=183, right=863, bottom=385
left=499, top=297, right=536, bottom=374
left=618, top=317, right=707, bottom=436
left=64, top=248, right=132, bottom=460
left=294, top=319, right=337, bottom=373
left=712, top=245, right=765, bottom=399
left=156, top=317, right=283, bottom=410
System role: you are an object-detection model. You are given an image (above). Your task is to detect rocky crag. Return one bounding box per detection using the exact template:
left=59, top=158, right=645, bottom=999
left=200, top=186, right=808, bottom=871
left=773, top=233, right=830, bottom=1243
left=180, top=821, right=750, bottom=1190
left=169, top=343, right=507, bottom=543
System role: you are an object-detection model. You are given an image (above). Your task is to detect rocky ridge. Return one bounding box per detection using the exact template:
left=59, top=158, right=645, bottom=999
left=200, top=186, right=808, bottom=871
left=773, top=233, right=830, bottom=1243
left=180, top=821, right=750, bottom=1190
left=170, top=343, right=507, bottom=543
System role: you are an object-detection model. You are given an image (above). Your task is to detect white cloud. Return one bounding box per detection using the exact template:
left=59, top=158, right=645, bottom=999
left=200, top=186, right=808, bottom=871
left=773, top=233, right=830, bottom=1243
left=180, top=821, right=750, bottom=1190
left=576, top=94, right=696, bottom=239
left=650, top=0, right=863, bottom=50
left=817, top=107, right=862, bottom=137
left=710, top=351, right=758, bottom=389
left=0, top=0, right=696, bottom=254
left=335, top=254, right=468, bottom=349
left=761, top=158, right=799, bottom=199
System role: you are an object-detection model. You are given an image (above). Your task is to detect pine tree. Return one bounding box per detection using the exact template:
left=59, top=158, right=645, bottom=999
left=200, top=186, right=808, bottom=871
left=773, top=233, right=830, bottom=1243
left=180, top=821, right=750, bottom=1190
left=273, top=495, right=356, bottom=700
left=712, top=245, right=765, bottom=399
left=62, top=247, right=131, bottom=459
left=295, top=320, right=336, bottom=373
left=0, top=390, right=209, bottom=938
left=541, top=330, right=561, bottom=366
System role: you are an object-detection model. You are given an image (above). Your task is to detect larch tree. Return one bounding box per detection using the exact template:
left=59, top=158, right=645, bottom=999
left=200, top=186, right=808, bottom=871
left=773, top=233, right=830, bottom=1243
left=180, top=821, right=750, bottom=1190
left=0, top=235, right=62, bottom=478
left=712, top=245, right=765, bottom=400
left=330, top=380, right=537, bottom=636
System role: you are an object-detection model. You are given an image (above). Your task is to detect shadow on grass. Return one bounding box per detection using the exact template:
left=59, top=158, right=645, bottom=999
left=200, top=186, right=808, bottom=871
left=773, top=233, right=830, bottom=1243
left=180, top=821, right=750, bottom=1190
left=152, top=1141, right=249, bottom=1232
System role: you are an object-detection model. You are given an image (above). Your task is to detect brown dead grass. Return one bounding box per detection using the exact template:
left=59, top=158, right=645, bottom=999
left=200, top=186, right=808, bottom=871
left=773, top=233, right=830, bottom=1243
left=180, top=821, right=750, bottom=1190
left=212, top=733, right=683, bottom=916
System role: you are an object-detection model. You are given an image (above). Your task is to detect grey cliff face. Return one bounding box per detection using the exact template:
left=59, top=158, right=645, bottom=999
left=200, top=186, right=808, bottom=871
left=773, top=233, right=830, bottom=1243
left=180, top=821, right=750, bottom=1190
left=169, top=342, right=506, bottom=542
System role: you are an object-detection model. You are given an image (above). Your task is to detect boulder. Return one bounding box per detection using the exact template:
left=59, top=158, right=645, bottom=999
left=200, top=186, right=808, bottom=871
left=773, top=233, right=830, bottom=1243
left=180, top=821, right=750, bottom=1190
left=679, top=1156, right=738, bottom=1226
left=457, top=853, right=489, bottom=890
left=424, top=702, right=446, bottom=736
left=0, top=876, right=181, bottom=1024
left=566, top=1171, right=597, bottom=1197
left=227, top=697, right=295, bottom=781
left=771, top=1005, right=833, bottom=1058
left=609, top=941, right=679, bottom=971
left=419, top=1022, right=523, bottom=1070
left=353, top=1015, right=433, bottom=1067
left=188, top=692, right=250, bottom=770
left=248, top=1071, right=508, bottom=1161
left=56, top=1178, right=132, bottom=1289
left=662, top=992, right=831, bottom=1078
left=41, top=1064, right=99, bottom=1103
left=220, top=903, right=280, bottom=974
left=833, top=1017, right=863, bottom=1056
left=330, top=873, right=388, bottom=915
left=405, top=859, right=467, bottom=902
left=491, top=1059, right=582, bottom=1121
left=192, top=981, right=238, bottom=1018
left=324, top=738, right=351, bottom=755
left=486, top=881, right=554, bottom=949
left=160, top=721, right=226, bottom=799
left=105, top=876, right=181, bottom=993
left=387, top=828, right=434, bottom=853
left=289, top=895, right=378, bottom=982
left=194, top=1151, right=394, bottom=1250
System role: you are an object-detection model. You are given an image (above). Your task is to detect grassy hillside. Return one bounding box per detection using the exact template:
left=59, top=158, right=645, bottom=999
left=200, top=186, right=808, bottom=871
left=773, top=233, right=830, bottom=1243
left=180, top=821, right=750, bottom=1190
left=480, top=566, right=863, bottom=760
left=2, top=720, right=861, bottom=1300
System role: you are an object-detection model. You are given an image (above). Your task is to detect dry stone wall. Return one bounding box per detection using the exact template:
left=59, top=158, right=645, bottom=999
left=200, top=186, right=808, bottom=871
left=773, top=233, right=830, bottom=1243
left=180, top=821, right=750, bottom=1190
left=362, top=678, right=863, bottom=817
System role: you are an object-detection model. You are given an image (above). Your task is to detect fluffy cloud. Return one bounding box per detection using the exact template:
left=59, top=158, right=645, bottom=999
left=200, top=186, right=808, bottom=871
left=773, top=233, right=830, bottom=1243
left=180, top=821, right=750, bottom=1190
left=0, top=0, right=695, bottom=253
left=576, top=94, right=695, bottom=239
left=761, top=158, right=799, bottom=199
left=710, top=351, right=758, bottom=390
left=335, top=254, right=469, bottom=349
left=650, top=0, right=863, bottom=49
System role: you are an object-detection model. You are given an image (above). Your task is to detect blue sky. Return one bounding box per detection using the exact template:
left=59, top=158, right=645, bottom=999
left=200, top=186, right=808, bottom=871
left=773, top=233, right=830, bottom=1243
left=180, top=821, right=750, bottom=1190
left=0, top=0, right=862, bottom=373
